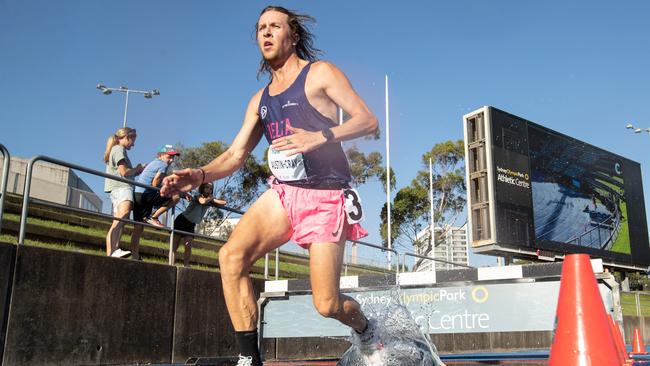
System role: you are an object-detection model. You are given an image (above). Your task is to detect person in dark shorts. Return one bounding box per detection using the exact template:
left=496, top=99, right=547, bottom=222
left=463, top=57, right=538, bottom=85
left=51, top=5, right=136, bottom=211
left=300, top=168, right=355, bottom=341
left=161, top=6, right=380, bottom=366
left=171, top=182, right=226, bottom=267
left=130, top=145, right=181, bottom=259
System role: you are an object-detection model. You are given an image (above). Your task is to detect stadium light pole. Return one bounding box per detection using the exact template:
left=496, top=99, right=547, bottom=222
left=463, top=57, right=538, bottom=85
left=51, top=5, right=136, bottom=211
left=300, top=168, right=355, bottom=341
left=626, top=123, right=650, bottom=135
left=96, top=84, right=160, bottom=128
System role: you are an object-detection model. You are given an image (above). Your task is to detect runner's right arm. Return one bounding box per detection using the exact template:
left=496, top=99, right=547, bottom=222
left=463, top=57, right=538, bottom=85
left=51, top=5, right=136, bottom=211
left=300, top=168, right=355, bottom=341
left=161, top=89, right=265, bottom=197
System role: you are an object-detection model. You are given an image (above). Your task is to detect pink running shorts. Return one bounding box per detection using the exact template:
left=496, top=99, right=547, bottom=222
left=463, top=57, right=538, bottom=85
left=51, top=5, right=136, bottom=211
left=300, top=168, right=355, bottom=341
left=268, top=177, right=368, bottom=248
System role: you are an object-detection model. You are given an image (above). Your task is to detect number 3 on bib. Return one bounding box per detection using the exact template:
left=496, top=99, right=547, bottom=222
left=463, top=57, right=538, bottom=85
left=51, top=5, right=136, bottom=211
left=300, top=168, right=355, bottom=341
left=343, top=188, right=364, bottom=224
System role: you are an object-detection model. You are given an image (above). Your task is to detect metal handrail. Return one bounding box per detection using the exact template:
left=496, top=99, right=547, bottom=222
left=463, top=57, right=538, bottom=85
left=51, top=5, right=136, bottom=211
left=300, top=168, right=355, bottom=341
left=18, top=155, right=243, bottom=245
left=0, top=144, right=10, bottom=235
left=15, top=154, right=429, bottom=278
left=348, top=239, right=401, bottom=274
left=21, top=196, right=227, bottom=245
left=403, top=251, right=474, bottom=271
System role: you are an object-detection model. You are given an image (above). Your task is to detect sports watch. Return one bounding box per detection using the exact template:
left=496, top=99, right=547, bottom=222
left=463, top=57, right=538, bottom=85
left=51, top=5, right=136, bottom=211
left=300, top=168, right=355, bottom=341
left=321, top=127, right=335, bottom=143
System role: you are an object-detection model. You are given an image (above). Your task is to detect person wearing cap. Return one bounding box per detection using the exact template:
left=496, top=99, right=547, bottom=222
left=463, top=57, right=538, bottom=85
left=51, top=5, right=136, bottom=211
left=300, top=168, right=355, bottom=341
left=130, top=144, right=182, bottom=260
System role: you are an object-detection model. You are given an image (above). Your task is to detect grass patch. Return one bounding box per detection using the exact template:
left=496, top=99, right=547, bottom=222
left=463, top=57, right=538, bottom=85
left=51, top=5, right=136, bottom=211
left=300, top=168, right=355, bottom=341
left=621, top=292, right=650, bottom=316
left=1, top=211, right=314, bottom=278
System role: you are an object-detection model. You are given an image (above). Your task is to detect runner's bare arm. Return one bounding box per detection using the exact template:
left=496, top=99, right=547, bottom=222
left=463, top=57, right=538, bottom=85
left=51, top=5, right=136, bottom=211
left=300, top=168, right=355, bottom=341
left=161, top=89, right=265, bottom=197
left=270, top=61, right=377, bottom=154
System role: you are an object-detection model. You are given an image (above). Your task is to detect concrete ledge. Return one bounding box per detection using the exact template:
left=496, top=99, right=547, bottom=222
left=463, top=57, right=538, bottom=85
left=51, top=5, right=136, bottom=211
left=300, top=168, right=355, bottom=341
left=3, top=245, right=177, bottom=366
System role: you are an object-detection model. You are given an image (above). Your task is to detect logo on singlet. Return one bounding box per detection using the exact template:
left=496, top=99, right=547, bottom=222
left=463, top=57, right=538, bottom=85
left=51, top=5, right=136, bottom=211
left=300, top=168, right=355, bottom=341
left=260, top=106, right=267, bottom=119
left=282, top=100, right=299, bottom=109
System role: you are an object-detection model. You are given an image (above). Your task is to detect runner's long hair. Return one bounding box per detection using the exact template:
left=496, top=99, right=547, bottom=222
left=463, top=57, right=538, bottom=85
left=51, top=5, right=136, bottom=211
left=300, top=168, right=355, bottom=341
left=255, top=6, right=322, bottom=79
left=103, top=127, right=136, bottom=163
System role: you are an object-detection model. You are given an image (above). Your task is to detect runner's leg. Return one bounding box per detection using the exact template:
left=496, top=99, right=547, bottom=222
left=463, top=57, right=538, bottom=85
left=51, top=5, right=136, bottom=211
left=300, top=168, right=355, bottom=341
left=218, top=189, right=292, bottom=331
left=309, top=235, right=367, bottom=333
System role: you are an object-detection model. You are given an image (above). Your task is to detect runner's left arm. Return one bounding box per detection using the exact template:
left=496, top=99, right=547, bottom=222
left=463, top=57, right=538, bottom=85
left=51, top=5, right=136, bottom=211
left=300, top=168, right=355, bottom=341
left=270, top=61, right=378, bottom=155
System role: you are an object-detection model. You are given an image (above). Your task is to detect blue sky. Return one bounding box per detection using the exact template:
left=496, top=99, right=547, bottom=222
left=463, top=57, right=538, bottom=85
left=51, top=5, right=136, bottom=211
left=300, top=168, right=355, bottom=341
left=1, top=0, right=649, bottom=267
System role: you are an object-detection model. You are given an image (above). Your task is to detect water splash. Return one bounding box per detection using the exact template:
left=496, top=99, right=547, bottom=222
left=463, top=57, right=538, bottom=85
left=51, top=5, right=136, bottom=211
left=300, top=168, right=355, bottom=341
left=338, top=288, right=446, bottom=366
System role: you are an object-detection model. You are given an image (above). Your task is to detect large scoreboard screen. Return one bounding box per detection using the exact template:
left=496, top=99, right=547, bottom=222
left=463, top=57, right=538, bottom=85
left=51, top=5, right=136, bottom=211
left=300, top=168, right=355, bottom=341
left=464, top=106, right=649, bottom=268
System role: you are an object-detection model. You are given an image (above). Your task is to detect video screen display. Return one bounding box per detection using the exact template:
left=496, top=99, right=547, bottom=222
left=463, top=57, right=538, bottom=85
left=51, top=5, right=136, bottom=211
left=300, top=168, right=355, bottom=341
left=528, top=125, right=631, bottom=255
left=485, top=107, right=649, bottom=266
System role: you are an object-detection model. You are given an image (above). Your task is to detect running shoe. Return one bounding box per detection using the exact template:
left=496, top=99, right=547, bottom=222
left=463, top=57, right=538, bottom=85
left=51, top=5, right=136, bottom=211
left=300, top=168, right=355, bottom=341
left=236, top=355, right=253, bottom=366
left=145, top=217, right=165, bottom=227
left=110, top=248, right=131, bottom=258
left=350, top=318, right=385, bottom=365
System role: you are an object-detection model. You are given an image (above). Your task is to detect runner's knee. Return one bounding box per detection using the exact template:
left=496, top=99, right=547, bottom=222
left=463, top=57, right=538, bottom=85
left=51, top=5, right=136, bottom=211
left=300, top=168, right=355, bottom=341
left=219, top=245, right=249, bottom=274
left=313, top=295, right=342, bottom=318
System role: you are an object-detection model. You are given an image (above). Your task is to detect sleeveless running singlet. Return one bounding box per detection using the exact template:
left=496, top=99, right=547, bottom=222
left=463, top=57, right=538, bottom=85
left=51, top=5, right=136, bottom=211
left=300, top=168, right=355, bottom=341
left=258, top=62, right=351, bottom=188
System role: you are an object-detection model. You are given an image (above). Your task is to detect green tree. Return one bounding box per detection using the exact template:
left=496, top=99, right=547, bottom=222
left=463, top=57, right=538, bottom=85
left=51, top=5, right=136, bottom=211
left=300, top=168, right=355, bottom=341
left=345, top=144, right=394, bottom=191
left=380, top=140, right=466, bottom=266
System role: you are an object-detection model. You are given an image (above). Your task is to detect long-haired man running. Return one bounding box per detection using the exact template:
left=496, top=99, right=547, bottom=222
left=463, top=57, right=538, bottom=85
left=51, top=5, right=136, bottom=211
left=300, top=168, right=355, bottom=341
left=162, top=6, right=384, bottom=366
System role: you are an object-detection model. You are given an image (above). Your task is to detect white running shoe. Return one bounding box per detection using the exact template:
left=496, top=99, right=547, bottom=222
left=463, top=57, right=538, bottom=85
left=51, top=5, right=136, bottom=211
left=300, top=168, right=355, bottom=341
left=351, top=318, right=385, bottom=365
left=236, top=355, right=253, bottom=366
left=110, top=248, right=131, bottom=258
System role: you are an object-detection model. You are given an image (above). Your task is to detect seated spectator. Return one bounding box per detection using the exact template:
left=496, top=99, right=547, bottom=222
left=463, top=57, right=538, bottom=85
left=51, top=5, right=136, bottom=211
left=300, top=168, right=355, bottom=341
left=130, top=144, right=181, bottom=260
left=171, top=182, right=226, bottom=267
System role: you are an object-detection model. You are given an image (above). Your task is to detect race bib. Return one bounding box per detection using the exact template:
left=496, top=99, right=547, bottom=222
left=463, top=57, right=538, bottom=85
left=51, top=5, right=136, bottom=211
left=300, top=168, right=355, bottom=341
left=343, top=188, right=364, bottom=224
left=267, top=148, right=307, bottom=182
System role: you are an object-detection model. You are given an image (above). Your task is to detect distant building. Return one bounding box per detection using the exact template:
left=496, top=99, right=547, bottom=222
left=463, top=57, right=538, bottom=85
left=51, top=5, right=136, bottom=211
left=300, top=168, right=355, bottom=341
left=201, top=217, right=240, bottom=241
left=0, top=156, right=102, bottom=212
left=414, top=223, right=469, bottom=271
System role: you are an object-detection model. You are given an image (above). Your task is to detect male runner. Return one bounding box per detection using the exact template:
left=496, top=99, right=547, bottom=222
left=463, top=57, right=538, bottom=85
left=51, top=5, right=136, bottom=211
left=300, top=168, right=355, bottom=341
left=161, top=6, right=382, bottom=366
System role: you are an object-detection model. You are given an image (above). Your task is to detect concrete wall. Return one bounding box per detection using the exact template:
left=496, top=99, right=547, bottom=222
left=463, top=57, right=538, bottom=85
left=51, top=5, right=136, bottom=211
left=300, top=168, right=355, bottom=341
left=0, top=243, right=16, bottom=364
left=171, top=268, right=264, bottom=363
left=1, top=245, right=265, bottom=366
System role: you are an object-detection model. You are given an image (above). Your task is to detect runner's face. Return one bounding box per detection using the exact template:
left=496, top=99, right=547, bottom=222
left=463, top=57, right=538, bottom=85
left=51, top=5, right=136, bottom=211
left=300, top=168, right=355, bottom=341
left=257, top=10, right=295, bottom=62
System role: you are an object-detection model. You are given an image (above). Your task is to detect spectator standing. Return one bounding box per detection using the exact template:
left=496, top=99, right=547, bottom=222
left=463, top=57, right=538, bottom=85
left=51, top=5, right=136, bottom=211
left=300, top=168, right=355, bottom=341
left=103, top=127, right=144, bottom=258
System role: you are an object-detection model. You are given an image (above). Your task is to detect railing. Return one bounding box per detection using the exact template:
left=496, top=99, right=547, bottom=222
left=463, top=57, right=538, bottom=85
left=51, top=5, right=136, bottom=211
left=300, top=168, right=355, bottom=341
left=0, top=144, right=10, bottom=235
left=17, top=155, right=244, bottom=266
left=348, top=239, right=401, bottom=274
left=403, top=251, right=474, bottom=271
left=12, top=151, right=458, bottom=280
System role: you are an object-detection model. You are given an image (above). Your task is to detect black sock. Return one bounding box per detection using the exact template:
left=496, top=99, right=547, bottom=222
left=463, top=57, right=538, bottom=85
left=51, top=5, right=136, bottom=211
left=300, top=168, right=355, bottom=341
left=235, top=330, right=262, bottom=365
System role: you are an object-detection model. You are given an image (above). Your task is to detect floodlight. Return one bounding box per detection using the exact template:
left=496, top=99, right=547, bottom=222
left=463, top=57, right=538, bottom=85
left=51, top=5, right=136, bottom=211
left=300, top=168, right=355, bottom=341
left=626, top=124, right=634, bottom=129
left=102, top=89, right=112, bottom=95
left=144, top=93, right=152, bottom=99
left=96, top=83, right=106, bottom=90
left=152, top=89, right=160, bottom=96
left=635, top=128, right=642, bottom=133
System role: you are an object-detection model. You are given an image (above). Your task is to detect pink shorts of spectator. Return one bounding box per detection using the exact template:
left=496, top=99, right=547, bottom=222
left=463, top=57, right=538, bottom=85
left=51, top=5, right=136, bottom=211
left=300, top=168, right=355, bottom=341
left=268, top=177, right=368, bottom=248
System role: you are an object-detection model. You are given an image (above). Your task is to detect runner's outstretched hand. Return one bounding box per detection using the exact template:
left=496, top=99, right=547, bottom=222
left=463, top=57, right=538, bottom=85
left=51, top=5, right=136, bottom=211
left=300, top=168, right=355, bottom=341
left=161, top=168, right=203, bottom=197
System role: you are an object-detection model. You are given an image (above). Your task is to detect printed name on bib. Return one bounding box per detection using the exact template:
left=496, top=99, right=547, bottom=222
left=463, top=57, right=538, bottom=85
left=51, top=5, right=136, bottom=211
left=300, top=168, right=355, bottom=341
left=268, top=148, right=307, bottom=181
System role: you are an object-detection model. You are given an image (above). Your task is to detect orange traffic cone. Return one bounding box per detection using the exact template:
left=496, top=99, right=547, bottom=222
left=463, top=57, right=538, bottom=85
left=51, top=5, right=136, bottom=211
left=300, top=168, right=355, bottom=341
left=608, top=315, right=633, bottom=364
left=548, top=254, right=623, bottom=365
left=631, top=328, right=649, bottom=355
